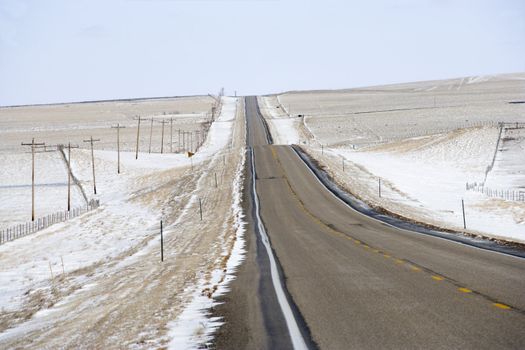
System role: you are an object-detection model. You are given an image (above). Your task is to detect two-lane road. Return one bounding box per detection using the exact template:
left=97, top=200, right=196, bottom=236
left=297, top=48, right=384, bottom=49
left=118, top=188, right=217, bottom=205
left=215, top=96, right=525, bottom=349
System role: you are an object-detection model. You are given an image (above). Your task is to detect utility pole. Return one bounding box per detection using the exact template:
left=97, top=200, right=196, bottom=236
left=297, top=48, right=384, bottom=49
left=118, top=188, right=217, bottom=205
left=157, top=119, right=169, bottom=154
left=178, top=129, right=181, bottom=153
left=111, top=124, right=126, bottom=174
left=65, top=142, right=79, bottom=211
left=149, top=118, right=154, bottom=153
left=21, top=138, right=45, bottom=221
left=134, top=116, right=141, bottom=160
left=170, top=118, right=173, bottom=153
left=83, top=136, right=101, bottom=194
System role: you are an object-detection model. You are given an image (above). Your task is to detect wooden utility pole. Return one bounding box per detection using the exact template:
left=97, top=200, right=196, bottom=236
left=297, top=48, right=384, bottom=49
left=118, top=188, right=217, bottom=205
left=178, top=129, right=181, bottom=153
left=111, top=124, right=126, bottom=174
left=65, top=143, right=79, bottom=211
left=149, top=118, right=154, bottom=153
left=134, top=116, right=141, bottom=160
left=83, top=136, right=101, bottom=194
left=170, top=118, right=173, bottom=153
left=157, top=119, right=169, bottom=154
left=21, top=138, right=45, bottom=221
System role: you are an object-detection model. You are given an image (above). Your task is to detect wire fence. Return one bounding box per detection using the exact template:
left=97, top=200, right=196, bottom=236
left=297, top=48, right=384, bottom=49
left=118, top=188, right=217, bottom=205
left=0, top=199, right=100, bottom=245
left=466, top=182, right=525, bottom=202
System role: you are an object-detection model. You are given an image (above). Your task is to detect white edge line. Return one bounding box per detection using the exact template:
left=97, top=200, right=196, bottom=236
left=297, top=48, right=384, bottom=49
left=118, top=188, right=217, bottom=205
left=250, top=149, right=308, bottom=350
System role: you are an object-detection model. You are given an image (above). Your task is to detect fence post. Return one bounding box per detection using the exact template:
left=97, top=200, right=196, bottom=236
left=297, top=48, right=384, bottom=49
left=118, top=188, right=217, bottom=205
left=461, top=199, right=467, bottom=230
left=160, top=220, right=164, bottom=262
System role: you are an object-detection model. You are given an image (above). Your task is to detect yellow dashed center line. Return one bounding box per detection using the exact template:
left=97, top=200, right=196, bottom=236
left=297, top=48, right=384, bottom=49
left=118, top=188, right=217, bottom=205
left=270, top=147, right=517, bottom=314
left=493, top=303, right=511, bottom=310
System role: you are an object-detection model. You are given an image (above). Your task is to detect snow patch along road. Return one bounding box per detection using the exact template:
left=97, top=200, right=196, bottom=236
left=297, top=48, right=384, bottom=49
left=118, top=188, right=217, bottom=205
left=258, top=95, right=301, bottom=145
left=0, top=96, right=247, bottom=349
left=168, top=147, right=246, bottom=349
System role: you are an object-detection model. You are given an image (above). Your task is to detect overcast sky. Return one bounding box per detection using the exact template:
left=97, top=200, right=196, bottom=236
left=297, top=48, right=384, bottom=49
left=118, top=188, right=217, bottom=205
left=0, top=0, right=524, bottom=106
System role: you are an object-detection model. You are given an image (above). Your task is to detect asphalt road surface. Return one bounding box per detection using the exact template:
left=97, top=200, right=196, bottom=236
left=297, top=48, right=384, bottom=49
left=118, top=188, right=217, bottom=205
left=215, top=96, right=525, bottom=349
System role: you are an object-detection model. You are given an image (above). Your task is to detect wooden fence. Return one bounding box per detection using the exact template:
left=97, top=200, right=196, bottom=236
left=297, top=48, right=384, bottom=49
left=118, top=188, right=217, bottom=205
left=0, top=199, right=100, bottom=245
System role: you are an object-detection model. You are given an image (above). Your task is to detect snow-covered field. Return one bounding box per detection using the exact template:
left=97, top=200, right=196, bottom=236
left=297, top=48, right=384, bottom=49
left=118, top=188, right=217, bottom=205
left=0, top=96, right=246, bottom=349
left=485, top=125, right=525, bottom=191
left=274, top=73, right=525, bottom=148
left=0, top=95, right=215, bottom=230
left=0, top=150, right=85, bottom=228
left=261, top=73, right=525, bottom=243
left=0, top=95, right=215, bottom=153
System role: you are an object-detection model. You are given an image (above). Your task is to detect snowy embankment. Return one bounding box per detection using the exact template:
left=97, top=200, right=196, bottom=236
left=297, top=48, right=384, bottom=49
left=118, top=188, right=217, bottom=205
left=259, top=92, right=525, bottom=244
left=325, top=127, right=525, bottom=243
left=0, top=96, right=246, bottom=349
left=257, top=95, right=301, bottom=144
left=167, top=149, right=245, bottom=349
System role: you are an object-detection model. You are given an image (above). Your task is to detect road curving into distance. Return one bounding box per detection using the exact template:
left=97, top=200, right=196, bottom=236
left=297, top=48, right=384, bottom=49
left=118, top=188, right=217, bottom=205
left=214, top=96, right=525, bottom=349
